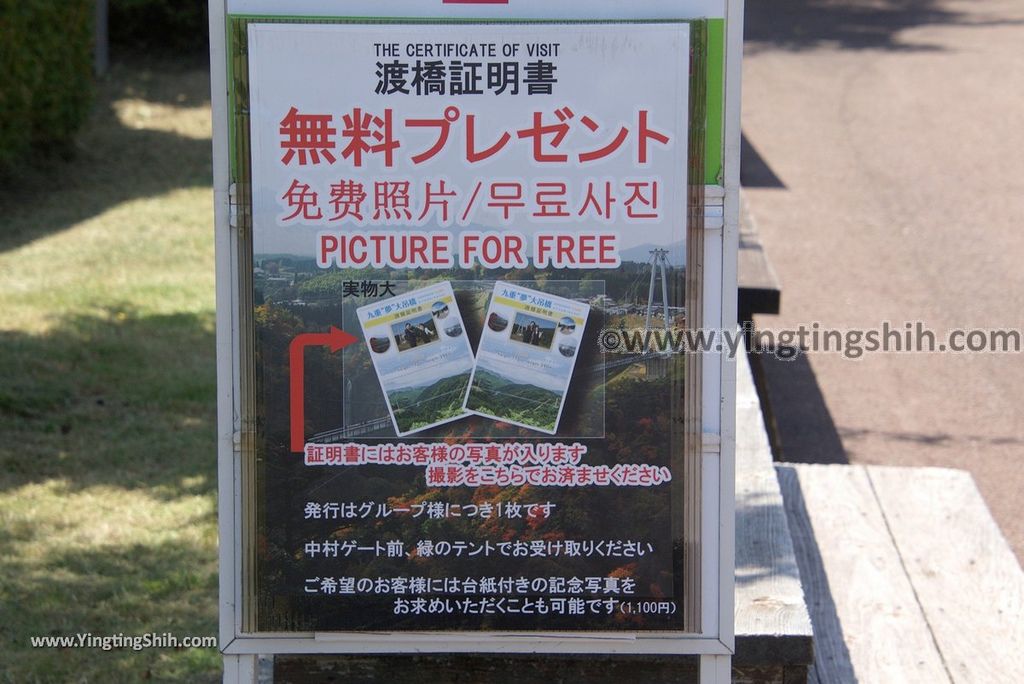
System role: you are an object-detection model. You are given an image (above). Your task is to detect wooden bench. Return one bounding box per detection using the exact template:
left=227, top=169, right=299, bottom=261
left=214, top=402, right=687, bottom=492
left=738, top=190, right=781, bottom=322
left=733, top=342, right=815, bottom=683
left=777, top=463, right=1024, bottom=683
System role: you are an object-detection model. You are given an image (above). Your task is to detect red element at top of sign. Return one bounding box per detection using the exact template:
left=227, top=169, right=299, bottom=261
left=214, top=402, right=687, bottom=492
left=279, top=106, right=337, bottom=166
left=406, top=106, right=461, bottom=165
left=290, top=327, right=359, bottom=453
left=279, top=106, right=671, bottom=168
left=341, top=108, right=400, bottom=168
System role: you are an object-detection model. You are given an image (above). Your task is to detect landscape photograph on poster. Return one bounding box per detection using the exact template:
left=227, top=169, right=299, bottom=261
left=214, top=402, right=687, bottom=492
left=383, top=368, right=473, bottom=435
left=467, top=355, right=563, bottom=433
left=241, top=18, right=693, bottom=633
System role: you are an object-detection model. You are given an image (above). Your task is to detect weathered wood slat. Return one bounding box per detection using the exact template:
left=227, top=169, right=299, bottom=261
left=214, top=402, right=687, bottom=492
left=868, top=466, right=1024, bottom=683
left=737, top=191, right=781, bottom=319
left=734, top=351, right=813, bottom=667
left=778, top=464, right=950, bottom=684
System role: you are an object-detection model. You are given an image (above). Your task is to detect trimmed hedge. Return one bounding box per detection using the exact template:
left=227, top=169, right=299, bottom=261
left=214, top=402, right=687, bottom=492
left=109, top=0, right=208, bottom=53
left=0, top=0, right=94, bottom=165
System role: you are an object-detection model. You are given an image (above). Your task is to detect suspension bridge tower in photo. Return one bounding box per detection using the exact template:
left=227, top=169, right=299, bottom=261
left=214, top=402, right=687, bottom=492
left=645, top=248, right=672, bottom=334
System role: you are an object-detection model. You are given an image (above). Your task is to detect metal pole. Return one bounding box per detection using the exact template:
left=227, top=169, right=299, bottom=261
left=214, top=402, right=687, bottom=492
left=94, top=0, right=109, bottom=76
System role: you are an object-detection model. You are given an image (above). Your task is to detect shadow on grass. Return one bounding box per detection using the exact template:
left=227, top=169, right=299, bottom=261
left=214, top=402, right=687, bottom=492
left=0, top=306, right=216, bottom=498
left=745, top=0, right=1022, bottom=54
left=0, top=57, right=221, bottom=682
left=0, top=56, right=212, bottom=254
left=0, top=307, right=220, bottom=682
left=0, top=538, right=220, bottom=684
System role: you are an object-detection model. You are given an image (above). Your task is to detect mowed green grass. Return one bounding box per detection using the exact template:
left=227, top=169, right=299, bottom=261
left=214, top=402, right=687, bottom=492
left=0, top=59, right=220, bottom=683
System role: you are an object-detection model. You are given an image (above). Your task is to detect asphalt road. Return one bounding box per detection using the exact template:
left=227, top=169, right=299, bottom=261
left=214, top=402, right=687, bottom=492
left=741, top=0, right=1024, bottom=560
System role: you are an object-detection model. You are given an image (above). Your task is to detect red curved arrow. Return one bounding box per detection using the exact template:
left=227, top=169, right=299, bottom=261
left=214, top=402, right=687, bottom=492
left=290, top=326, right=358, bottom=453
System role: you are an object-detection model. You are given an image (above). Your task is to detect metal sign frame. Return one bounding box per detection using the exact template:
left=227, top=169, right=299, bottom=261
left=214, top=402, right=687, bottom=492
left=210, top=1, right=741, bottom=681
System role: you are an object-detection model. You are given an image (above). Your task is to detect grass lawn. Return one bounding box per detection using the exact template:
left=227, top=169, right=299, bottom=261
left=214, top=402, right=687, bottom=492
left=0, top=58, right=220, bottom=683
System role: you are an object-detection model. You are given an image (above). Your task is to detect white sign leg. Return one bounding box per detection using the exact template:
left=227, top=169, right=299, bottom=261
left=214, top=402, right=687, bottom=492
left=699, top=654, right=732, bottom=684
left=223, top=654, right=259, bottom=684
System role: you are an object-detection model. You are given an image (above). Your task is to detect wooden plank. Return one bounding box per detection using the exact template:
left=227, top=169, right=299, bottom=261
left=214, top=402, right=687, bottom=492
left=778, top=464, right=951, bottom=684
left=734, top=354, right=813, bottom=666
left=737, top=191, right=781, bottom=319
left=868, top=466, right=1024, bottom=683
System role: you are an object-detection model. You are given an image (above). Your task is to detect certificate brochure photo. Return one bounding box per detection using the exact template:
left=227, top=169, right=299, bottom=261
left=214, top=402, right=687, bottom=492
left=357, top=281, right=474, bottom=436
left=466, top=283, right=590, bottom=435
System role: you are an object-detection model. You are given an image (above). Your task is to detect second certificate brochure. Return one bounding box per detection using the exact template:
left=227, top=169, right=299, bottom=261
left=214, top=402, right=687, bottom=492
left=466, top=283, right=590, bottom=435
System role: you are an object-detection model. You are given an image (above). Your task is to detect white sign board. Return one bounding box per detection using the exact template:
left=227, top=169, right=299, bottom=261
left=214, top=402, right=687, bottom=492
left=211, top=3, right=740, bottom=682
left=247, top=22, right=689, bottom=268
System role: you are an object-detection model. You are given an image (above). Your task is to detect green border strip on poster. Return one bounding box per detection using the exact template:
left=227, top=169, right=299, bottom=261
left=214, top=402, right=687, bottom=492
left=226, top=16, right=725, bottom=185
left=704, top=18, right=724, bottom=185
